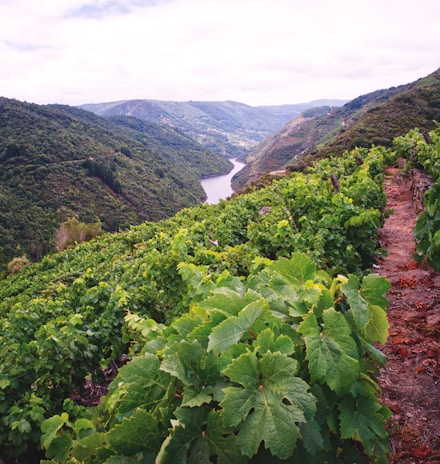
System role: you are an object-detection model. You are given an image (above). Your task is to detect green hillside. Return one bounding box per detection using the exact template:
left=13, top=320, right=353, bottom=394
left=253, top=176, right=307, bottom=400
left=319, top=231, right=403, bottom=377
left=0, top=137, right=395, bottom=463
left=0, top=98, right=231, bottom=271
left=2, top=118, right=440, bottom=462
left=232, top=68, right=440, bottom=189
left=80, top=99, right=346, bottom=159
left=309, top=70, right=440, bottom=159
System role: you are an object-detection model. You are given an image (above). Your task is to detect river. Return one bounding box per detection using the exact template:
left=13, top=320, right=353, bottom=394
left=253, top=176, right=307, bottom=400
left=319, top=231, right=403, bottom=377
left=201, top=159, right=246, bottom=204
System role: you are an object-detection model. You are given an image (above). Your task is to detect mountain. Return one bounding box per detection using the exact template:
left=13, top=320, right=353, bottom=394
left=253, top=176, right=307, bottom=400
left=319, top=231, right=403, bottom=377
left=0, top=98, right=232, bottom=270
left=239, top=105, right=336, bottom=175
left=232, top=68, right=440, bottom=189
left=79, top=99, right=347, bottom=159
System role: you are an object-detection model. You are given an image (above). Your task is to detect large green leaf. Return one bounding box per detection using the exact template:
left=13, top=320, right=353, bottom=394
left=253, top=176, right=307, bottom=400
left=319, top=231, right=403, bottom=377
left=106, top=408, right=161, bottom=456
left=106, top=354, right=173, bottom=416
left=199, top=287, right=258, bottom=316
left=359, top=274, right=390, bottom=309
left=269, top=254, right=316, bottom=285
left=339, top=395, right=390, bottom=459
left=364, top=305, right=389, bottom=344
left=265, top=255, right=328, bottom=319
left=161, top=340, right=221, bottom=387
left=207, top=299, right=266, bottom=354
left=298, top=309, right=360, bottom=394
left=71, top=432, right=108, bottom=461
left=44, top=434, right=73, bottom=461
left=157, top=409, right=245, bottom=464
left=40, top=412, right=69, bottom=450
left=221, top=351, right=316, bottom=459
left=254, top=327, right=295, bottom=356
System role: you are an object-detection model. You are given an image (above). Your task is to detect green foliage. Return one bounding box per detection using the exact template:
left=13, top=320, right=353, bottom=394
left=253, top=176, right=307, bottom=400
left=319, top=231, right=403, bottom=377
left=40, top=254, right=391, bottom=463
left=0, top=97, right=231, bottom=271
left=414, top=183, right=440, bottom=269
left=396, top=126, right=440, bottom=269
left=0, top=141, right=393, bottom=461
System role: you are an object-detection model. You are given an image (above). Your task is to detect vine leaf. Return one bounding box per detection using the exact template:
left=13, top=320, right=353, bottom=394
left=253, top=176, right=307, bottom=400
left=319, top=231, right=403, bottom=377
left=207, top=299, right=266, bottom=354
left=339, top=396, right=391, bottom=459
left=269, top=253, right=316, bottom=285
left=342, top=276, right=372, bottom=330
left=106, top=353, right=172, bottom=416
left=359, top=274, right=390, bottom=309
left=199, top=287, right=258, bottom=316
left=298, top=309, right=360, bottom=394
left=106, top=407, right=161, bottom=456
left=161, top=340, right=221, bottom=387
left=221, top=351, right=316, bottom=459
left=41, top=413, right=69, bottom=450
left=157, top=409, right=245, bottom=464
left=254, top=327, right=295, bottom=356
left=364, top=304, right=389, bottom=344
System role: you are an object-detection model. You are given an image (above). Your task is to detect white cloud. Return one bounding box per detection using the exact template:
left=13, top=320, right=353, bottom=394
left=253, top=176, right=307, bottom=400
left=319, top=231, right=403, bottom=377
left=0, top=0, right=439, bottom=106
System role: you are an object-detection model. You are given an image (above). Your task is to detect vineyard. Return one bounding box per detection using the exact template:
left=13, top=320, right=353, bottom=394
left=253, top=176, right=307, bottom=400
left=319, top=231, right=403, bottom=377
left=1, top=127, right=440, bottom=463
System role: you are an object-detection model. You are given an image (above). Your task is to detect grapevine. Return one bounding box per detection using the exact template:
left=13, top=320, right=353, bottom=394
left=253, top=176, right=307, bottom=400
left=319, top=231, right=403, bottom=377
left=41, top=253, right=392, bottom=463
left=0, top=142, right=392, bottom=461
left=394, top=125, right=440, bottom=269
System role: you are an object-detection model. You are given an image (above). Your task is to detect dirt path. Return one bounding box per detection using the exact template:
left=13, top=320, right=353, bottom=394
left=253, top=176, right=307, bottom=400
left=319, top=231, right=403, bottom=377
left=376, top=166, right=440, bottom=463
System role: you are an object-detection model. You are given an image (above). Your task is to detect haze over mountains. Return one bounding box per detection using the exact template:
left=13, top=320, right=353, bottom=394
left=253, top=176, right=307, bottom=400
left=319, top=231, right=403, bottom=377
left=80, top=99, right=346, bottom=159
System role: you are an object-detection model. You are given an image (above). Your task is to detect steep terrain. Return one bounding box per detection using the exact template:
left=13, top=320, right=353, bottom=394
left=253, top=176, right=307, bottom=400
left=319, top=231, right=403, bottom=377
left=0, top=98, right=231, bottom=270
left=232, top=105, right=337, bottom=187
left=233, top=68, right=440, bottom=189
left=80, top=99, right=346, bottom=159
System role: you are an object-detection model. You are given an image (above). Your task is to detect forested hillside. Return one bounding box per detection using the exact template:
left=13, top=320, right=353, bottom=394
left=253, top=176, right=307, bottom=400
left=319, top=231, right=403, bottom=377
left=80, top=99, right=346, bottom=159
left=0, top=98, right=231, bottom=271
left=233, top=68, right=440, bottom=189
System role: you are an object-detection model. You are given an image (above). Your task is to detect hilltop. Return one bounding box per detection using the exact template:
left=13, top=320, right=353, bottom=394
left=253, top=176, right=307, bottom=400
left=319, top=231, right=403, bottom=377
left=0, top=98, right=231, bottom=271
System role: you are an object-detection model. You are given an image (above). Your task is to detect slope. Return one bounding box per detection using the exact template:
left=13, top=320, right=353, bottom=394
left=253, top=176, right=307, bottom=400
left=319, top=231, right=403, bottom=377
left=0, top=141, right=392, bottom=463
left=0, top=98, right=231, bottom=271
left=232, top=105, right=338, bottom=188
left=233, top=68, right=440, bottom=190
left=80, top=99, right=346, bottom=159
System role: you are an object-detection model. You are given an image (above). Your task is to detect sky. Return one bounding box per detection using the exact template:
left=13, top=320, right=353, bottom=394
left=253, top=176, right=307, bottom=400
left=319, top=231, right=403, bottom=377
left=1, top=0, right=440, bottom=107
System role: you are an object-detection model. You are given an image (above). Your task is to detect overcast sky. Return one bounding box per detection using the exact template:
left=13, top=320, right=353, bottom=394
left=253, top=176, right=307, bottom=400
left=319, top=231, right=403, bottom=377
left=1, top=0, right=439, bottom=107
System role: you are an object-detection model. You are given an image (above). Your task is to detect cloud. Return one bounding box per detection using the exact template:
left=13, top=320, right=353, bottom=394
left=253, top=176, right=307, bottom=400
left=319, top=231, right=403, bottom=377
left=0, top=0, right=439, bottom=106
left=65, top=0, right=164, bottom=19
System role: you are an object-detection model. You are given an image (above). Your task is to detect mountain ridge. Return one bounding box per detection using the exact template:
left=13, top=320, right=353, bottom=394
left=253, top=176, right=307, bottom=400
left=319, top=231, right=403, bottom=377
left=79, top=98, right=347, bottom=159
left=232, top=68, right=440, bottom=189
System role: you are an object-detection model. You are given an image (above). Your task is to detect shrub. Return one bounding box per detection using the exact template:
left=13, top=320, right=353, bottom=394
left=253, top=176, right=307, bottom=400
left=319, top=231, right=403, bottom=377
left=7, top=255, right=31, bottom=275
left=54, top=218, right=102, bottom=252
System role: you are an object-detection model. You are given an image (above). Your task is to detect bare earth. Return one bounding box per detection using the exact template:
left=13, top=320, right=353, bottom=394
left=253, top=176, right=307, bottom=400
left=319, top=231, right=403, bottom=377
left=376, top=166, right=440, bottom=463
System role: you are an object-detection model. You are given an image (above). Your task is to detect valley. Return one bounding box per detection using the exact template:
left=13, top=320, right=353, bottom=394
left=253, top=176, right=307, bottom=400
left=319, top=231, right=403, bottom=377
left=80, top=98, right=346, bottom=159
left=1, top=68, right=440, bottom=463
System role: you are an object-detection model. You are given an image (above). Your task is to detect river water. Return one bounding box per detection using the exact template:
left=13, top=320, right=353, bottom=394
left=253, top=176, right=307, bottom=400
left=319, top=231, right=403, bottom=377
left=201, top=159, right=246, bottom=204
